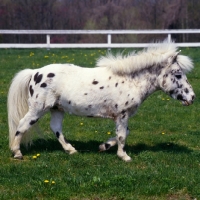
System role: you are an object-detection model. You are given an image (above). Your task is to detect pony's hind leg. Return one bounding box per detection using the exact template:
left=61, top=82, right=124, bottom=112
left=50, top=109, right=77, bottom=155
left=11, top=111, right=41, bottom=159
left=99, top=137, right=117, bottom=151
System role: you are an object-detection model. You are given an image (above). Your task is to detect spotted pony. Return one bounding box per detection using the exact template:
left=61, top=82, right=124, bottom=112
left=8, top=40, right=195, bottom=161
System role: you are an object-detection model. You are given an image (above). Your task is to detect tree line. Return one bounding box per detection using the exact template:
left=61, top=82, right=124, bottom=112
left=0, top=0, right=200, bottom=44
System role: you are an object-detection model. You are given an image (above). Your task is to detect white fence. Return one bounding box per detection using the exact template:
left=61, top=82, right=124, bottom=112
left=1, top=29, right=200, bottom=48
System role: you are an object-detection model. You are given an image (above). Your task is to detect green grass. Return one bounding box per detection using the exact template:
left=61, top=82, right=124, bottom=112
left=0, top=47, right=200, bottom=200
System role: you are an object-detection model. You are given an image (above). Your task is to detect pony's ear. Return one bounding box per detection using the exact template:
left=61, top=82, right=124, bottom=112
left=168, top=50, right=181, bottom=64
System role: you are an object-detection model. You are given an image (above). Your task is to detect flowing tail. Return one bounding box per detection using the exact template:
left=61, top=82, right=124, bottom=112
left=8, top=69, right=33, bottom=148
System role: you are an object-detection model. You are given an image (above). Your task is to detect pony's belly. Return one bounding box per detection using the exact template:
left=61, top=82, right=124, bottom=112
left=61, top=101, right=117, bottom=119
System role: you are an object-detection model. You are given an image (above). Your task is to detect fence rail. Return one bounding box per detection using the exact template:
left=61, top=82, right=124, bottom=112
left=1, top=29, right=200, bottom=48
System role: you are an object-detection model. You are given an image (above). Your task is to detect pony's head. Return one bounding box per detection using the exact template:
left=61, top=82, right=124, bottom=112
left=159, top=51, right=195, bottom=106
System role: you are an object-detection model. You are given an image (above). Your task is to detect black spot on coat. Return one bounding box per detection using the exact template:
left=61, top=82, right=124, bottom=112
left=184, top=88, right=189, bottom=93
left=115, top=83, right=118, bottom=87
left=121, top=110, right=126, bottom=114
left=35, top=74, right=43, bottom=85
left=15, top=131, right=20, bottom=136
left=100, top=86, right=104, bottom=89
left=30, top=118, right=39, bottom=125
left=56, top=131, right=60, bottom=138
left=92, top=80, right=99, bottom=85
left=34, top=72, right=39, bottom=82
left=29, top=85, right=34, bottom=97
left=40, top=83, right=47, bottom=88
left=105, top=143, right=111, bottom=150
left=121, top=114, right=126, bottom=119
left=47, top=73, right=55, bottom=78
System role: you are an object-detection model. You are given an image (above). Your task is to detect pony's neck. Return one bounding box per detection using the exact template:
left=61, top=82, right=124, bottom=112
left=130, top=65, right=162, bottom=102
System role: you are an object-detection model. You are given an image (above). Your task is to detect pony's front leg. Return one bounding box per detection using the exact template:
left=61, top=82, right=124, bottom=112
left=50, top=109, right=77, bottom=155
left=115, top=117, right=131, bottom=162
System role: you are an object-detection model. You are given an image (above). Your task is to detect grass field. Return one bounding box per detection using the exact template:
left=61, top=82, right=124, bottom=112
left=0, top=47, right=200, bottom=200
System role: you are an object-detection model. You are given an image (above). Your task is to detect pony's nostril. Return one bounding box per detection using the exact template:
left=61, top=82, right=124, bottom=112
left=192, top=95, right=195, bottom=101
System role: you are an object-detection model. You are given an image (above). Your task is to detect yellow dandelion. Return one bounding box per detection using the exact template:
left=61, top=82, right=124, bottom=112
left=36, top=154, right=40, bottom=157
left=32, top=156, right=37, bottom=159
left=51, top=181, right=55, bottom=184
left=80, top=122, right=83, bottom=126
left=107, top=131, right=111, bottom=135
left=44, top=180, right=49, bottom=183
left=162, top=132, right=165, bottom=135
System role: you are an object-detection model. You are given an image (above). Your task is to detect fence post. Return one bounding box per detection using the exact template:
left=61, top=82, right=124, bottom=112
left=167, top=33, right=171, bottom=42
left=46, top=34, right=50, bottom=49
left=107, top=34, right=111, bottom=50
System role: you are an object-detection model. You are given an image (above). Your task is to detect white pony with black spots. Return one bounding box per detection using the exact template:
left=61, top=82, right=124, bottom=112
left=8, top=40, right=195, bottom=161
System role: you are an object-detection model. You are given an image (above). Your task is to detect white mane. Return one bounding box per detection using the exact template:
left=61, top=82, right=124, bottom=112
left=96, top=40, right=193, bottom=74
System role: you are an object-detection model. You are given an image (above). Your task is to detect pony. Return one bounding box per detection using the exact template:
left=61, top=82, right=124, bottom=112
left=8, top=40, right=195, bottom=162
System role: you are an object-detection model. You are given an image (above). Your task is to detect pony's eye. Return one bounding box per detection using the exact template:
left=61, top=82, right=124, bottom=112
left=175, top=74, right=182, bottom=79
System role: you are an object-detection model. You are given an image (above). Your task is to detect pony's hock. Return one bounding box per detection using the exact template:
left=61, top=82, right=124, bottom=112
left=7, top=40, right=195, bottom=162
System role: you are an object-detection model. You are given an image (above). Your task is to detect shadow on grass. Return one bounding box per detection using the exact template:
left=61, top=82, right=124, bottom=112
left=126, top=142, right=192, bottom=154
left=21, top=138, right=192, bottom=155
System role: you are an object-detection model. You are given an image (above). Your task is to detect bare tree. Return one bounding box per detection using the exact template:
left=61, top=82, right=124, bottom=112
left=0, top=0, right=200, bottom=43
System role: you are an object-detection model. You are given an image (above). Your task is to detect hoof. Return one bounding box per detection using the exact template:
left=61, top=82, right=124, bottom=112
left=14, top=155, right=23, bottom=160
left=69, top=149, right=78, bottom=155
left=12, top=150, right=23, bottom=160
left=123, top=157, right=132, bottom=162
left=118, top=155, right=132, bottom=162
left=99, top=143, right=106, bottom=152
left=117, top=151, right=132, bottom=162
left=99, top=143, right=111, bottom=152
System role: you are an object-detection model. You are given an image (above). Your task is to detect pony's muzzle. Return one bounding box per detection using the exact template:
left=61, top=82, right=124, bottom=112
left=183, top=95, right=195, bottom=106
left=177, top=94, right=195, bottom=106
